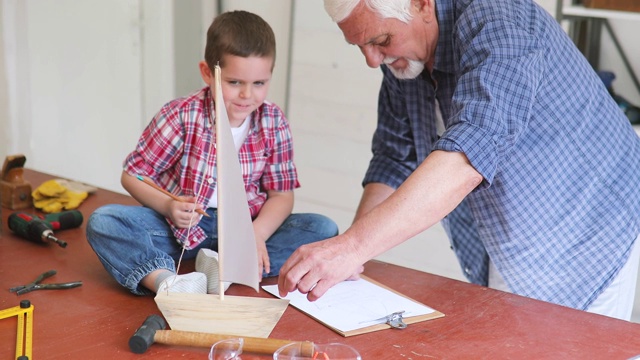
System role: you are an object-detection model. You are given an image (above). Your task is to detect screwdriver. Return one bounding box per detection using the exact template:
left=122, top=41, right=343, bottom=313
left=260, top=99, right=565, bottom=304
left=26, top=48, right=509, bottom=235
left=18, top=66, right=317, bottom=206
left=8, top=210, right=84, bottom=248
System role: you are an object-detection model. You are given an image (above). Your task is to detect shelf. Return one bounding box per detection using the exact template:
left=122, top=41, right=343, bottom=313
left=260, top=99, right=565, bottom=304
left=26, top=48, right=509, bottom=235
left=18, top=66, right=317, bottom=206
left=559, top=2, right=640, bottom=99
left=562, top=5, right=640, bottom=22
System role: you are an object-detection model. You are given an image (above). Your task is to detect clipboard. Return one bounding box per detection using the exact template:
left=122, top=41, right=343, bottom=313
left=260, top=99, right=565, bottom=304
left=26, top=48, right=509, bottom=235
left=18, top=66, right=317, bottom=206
left=263, top=275, right=444, bottom=337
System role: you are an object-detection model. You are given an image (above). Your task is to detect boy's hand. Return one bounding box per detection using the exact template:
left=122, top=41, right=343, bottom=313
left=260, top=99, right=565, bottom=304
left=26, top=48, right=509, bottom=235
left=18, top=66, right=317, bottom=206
left=256, top=239, right=270, bottom=281
left=167, top=196, right=203, bottom=228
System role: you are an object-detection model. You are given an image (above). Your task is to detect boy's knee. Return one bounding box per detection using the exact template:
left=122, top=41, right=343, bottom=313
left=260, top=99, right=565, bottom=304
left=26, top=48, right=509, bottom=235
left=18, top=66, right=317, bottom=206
left=86, top=205, right=121, bottom=240
left=307, top=213, right=339, bottom=237
left=323, top=217, right=339, bottom=237
left=279, top=213, right=339, bottom=239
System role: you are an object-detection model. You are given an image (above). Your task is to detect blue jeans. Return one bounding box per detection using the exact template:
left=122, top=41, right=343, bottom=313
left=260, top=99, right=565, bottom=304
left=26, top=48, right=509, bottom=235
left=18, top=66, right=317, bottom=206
left=86, top=204, right=338, bottom=295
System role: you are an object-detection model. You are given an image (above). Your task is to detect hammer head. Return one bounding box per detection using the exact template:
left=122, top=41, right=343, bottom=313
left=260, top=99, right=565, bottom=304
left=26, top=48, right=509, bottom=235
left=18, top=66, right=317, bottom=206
left=129, top=315, right=167, bottom=354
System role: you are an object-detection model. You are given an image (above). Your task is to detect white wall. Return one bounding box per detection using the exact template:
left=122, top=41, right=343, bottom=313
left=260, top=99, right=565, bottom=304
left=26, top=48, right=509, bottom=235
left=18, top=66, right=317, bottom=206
left=0, top=0, right=571, bottom=195
left=0, top=0, right=293, bottom=194
left=1, top=0, right=164, bottom=192
left=0, top=1, right=9, bottom=158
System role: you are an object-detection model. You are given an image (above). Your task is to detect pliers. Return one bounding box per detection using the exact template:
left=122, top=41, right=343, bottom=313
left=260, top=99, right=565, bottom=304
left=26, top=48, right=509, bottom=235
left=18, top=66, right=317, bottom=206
left=10, top=270, right=82, bottom=295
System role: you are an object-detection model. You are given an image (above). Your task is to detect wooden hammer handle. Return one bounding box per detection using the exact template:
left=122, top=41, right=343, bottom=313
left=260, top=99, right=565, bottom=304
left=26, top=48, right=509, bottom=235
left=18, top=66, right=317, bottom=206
left=154, top=329, right=314, bottom=356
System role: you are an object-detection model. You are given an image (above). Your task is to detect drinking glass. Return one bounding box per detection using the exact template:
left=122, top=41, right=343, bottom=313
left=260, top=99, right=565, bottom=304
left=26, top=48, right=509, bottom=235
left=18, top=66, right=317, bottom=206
left=273, top=342, right=361, bottom=360
left=209, top=338, right=243, bottom=360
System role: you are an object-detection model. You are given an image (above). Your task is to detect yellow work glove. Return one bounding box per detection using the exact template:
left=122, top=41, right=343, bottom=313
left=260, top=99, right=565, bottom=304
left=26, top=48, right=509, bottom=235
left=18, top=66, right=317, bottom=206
left=32, top=179, right=90, bottom=213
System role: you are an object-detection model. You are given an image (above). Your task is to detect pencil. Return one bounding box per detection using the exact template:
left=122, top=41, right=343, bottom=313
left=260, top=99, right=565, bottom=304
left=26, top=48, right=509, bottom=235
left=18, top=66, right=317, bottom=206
left=136, top=175, right=210, bottom=217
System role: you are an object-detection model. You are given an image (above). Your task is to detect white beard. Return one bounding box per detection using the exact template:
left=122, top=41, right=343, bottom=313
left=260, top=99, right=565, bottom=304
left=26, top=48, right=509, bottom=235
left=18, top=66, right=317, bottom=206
left=384, top=57, right=425, bottom=79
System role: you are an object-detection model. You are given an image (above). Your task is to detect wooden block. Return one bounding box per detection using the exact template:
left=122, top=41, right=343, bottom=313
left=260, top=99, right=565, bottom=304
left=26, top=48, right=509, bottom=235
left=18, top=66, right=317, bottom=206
left=1, top=154, right=33, bottom=209
left=583, top=0, right=640, bottom=12
left=0, top=180, right=32, bottom=210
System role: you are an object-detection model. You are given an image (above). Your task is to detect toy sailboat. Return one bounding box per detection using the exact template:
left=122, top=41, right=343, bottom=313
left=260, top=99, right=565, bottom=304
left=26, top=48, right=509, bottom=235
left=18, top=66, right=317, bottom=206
left=154, top=64, right=289, bottom=338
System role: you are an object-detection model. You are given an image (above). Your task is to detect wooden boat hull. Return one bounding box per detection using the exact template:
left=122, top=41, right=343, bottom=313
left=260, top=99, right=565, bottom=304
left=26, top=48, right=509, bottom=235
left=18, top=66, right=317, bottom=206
left=155, top=292, right=289, bottom=338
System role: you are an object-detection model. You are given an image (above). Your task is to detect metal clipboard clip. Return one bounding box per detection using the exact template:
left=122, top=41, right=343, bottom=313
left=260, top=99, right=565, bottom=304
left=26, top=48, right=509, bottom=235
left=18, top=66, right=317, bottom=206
left=372, top=310, right=407, bottom=329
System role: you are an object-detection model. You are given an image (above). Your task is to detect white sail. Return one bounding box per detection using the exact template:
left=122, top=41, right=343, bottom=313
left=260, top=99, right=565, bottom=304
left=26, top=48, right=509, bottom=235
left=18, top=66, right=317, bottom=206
left=214, top=64, right=260, bottom=293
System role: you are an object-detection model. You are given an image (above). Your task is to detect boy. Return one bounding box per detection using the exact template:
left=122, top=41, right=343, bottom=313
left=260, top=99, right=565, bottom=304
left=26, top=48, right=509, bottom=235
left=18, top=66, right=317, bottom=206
left=86, top=10, right=338, bottom=295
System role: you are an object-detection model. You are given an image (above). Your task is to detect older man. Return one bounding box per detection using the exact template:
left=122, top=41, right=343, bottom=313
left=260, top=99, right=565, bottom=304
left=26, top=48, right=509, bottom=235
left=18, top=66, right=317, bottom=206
left=279, top=0, right=640, bottom=320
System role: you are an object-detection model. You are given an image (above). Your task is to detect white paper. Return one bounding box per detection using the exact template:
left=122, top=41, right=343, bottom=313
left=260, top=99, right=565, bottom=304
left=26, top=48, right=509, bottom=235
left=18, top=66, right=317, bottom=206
left=263, top=278, right=435, bottom=333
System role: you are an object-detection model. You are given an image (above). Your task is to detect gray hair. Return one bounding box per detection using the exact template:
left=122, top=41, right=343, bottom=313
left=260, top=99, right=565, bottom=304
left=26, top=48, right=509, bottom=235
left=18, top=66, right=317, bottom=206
left=323, top=0, right=414, bottom=23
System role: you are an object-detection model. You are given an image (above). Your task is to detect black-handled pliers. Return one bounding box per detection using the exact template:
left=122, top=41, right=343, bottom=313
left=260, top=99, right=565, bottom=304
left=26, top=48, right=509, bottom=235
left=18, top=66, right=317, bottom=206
left=9, top=270, right=83, bottom=295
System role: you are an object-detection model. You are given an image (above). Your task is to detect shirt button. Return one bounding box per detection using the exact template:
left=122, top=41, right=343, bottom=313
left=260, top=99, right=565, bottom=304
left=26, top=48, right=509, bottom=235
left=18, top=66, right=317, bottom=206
left=464, top=267, right=472, bottom=275
left=207, top=178, right=214, bottom=184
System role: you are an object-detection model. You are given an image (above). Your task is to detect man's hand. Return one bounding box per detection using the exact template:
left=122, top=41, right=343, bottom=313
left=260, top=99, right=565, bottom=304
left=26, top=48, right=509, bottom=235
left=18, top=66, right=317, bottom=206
left=277, top=235, right=364, bottom=301
left=347, top=265, right=365, bottom=280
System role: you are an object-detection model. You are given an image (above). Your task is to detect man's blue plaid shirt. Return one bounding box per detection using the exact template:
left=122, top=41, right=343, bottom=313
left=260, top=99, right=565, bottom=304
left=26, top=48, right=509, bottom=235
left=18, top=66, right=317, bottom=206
left=363, top=0, right=640, bottom=310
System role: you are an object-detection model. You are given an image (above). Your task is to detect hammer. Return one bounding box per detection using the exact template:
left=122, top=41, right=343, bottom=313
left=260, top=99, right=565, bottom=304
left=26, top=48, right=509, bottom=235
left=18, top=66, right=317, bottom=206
left=129, top=315, right=315, bottom=356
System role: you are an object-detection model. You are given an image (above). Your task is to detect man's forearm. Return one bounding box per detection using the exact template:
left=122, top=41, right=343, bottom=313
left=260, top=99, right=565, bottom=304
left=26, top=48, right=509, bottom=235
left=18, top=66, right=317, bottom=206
left=353, top=183, right=395, bottom=223
left=345, top=150, right=483, bottom=262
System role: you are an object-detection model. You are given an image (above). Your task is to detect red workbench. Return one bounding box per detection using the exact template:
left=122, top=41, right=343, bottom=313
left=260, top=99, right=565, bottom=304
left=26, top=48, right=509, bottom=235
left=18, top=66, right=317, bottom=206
left=1, top=169, right=640, bottom=359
